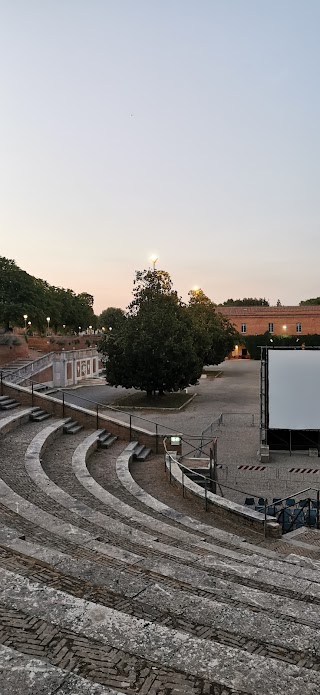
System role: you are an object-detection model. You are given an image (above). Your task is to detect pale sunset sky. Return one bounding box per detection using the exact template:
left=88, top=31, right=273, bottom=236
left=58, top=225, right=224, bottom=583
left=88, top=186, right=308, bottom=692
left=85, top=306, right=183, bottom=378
left=1, top=1, right=320, bottom=313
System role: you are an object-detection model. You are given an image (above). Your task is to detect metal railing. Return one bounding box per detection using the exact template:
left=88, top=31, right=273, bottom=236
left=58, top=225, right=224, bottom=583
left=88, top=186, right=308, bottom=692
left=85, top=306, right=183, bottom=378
left=268, top=486, right=320, bottom=533
left=163, top=438, right=273, bottom=534
left=221, top=412, right=257, bottom=426
left=163, top=443, right=320, bottom=537
left=1, top=375, right=197, bottom=455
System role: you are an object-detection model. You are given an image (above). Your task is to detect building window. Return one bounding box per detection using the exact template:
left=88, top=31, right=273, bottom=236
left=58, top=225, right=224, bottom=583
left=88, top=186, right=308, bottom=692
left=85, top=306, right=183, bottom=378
left=268, top=323, right=274, bottom=333
left=296, top=323, right=302, bottom=333
left=241, top=323, right=246, bottom=334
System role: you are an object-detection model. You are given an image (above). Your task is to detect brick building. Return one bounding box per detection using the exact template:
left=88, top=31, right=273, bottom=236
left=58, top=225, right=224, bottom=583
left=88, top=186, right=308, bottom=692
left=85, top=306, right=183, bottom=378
left=218, top=305, right=320, bottom=357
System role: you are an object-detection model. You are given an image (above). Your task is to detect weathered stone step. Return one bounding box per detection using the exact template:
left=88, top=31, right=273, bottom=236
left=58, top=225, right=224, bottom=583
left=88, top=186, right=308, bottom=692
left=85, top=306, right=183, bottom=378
left=63, top=419, right=83, bottom=435
left=2, top=566, right=320, bottom=695
left=98, top=429, right=118, bottom=448
left=76, top=435, right=320, bottom=579
left=0, top=415, right=319, bottom=590
left=0, top=396, right=19, bottom=410
left=24, top=425, right=320, bottom=587
left=6, top=445, right=320, bottom=604
left=3, top=525, right=320, bottom=635
left=133, top=444, right=151, bottom=461
left=30, top=408, right=51, bottom=422
left=0, top=644, right=124, bottom=694
left=2, top=532, right=320, bottom=666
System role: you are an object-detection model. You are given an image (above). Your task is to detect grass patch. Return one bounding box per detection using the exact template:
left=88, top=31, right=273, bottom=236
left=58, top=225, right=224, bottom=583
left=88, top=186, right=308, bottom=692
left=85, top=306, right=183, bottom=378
left=114, top=391, right=192, bottom=409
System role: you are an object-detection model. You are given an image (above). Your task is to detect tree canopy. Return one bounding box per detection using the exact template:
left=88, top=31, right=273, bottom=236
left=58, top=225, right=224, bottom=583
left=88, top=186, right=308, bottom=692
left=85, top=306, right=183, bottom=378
left=97, top=307, right=125, bottom=330
left=0, top=255, right=96, bottom=332
left=220, top=298, right=269, bottom=306
left=300, top=297, right=320, bottom=305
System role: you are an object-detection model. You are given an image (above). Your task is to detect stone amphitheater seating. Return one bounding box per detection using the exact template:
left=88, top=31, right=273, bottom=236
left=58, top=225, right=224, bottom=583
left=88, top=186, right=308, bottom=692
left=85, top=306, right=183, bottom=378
left=1, top=404, right=320, bottom=693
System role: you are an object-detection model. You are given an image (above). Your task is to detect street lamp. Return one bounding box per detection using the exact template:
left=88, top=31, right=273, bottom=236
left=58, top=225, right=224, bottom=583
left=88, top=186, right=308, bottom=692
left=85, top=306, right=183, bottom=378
left=27, top=321, right=31, bottom=328
left=89, top=325, right=92, bottom=334
left=23, top=314, right=28, bottom=331
left=46, top=317, right=50, bottom=335
left=150, top=254, right=158, bottom=271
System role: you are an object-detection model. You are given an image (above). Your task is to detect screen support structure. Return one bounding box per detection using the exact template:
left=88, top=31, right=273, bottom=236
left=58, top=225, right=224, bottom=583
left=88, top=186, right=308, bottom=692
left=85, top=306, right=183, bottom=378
left=260, top=346, right=267, bottom=447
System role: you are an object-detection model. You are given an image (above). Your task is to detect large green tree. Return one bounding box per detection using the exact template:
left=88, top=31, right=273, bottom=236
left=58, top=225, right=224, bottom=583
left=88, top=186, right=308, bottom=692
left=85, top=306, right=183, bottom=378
left=100, top=269, right=202, bottom=396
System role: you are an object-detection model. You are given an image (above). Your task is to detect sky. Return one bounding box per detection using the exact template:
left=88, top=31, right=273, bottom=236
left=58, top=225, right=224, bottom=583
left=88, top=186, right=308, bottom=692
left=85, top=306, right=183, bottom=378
left=1, top=1, right=320, bottom=314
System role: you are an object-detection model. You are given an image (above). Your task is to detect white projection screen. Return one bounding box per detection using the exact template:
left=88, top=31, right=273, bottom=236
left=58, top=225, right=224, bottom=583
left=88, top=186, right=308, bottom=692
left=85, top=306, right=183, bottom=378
left=268, top=350, right=320, bottom=430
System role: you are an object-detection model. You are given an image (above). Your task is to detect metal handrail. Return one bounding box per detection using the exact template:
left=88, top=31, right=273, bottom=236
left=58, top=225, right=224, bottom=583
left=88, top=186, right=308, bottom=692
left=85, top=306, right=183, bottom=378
left=163, top=438, right=264, bottom=501
left=163, top=443, right=273, bottom=535
left=55, top=387, right=190, bottom=437
left=271, top=486, right=320, bottom=507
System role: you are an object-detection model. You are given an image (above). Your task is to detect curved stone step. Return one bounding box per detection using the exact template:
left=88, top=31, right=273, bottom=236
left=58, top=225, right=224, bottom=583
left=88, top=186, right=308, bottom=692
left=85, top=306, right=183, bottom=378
left=2, top=566, right=320, bottom=695
left=25, top=424, right=212, bottom=564
left=13, top=421, right=320, bottom=594
left=2, top=531, right=320, bottom=666
left=74, top=433, right=320, bottom=581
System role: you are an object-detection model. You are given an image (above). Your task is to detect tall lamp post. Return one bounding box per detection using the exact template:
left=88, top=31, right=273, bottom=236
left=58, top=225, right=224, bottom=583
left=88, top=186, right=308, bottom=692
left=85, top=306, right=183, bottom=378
left=23, top=314, right=28, bottom=332
left=46, top=317, right=50, bottom=335
left=150, top=254, right=158, bottom=271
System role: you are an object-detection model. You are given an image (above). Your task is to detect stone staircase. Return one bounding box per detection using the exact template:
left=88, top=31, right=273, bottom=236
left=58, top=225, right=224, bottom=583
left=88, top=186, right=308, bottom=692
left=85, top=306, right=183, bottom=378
left=97, top=428, right=118, bottom=449
left=30, top=406, right=51, bottom=422
left=0, top=357, right=36, bottom=380
left=1, top=408, right=320, bottom=693
left=63, top=418, right=84, bottom=435
left=0, top=395, right=19, bottom=411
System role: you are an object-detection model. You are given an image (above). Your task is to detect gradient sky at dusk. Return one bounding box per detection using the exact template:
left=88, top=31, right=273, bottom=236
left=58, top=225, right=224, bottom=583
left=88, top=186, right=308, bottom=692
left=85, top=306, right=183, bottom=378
left=1, top=1, right=320, bottom=313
